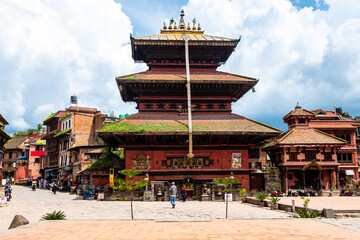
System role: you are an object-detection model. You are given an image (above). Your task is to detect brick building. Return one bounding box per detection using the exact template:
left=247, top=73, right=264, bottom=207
left=264, top=104, right=358, bottom=191
left=354, top=118, right=360, bottom=178
left=2, top=135, right=43, bottom=182
left=42, top=106, right=114, bottom=182
left=0, top=114, right=11, bottom=180
left=309, top=109, right=359, bottom=185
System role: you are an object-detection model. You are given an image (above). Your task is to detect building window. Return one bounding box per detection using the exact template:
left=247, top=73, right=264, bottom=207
left=289, top=152, right=298, bottom=161
left=35, top=158, right=40, bottom=164
left=298, top=119, right=306, bottom=124
left=323, top=152, right=333, bottom=161
left=305, top=151, right=316, bottom=161
left=336, top=134, right=351, bottom=144
left=9, top=152, right=12, bottom=159
left=255, top=162, right=262, bottom=169
left=248, top=148, right=259, bottom=159
left=337, top=153, right=353, bottom=163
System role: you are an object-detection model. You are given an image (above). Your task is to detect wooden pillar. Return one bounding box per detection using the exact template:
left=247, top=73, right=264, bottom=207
left=329, top=170, right=333, bottom=189
left=318, top=170, right=322, bottom=190
left=336, top=169, right=340, bottom=189
left=285, top=168, right=288, bottom=192
left=302, top=171, right=306, bottom=189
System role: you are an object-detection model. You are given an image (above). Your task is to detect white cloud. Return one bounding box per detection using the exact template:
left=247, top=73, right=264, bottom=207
left=0, top=0, right=143, bottom=132
left=183, top=0, right=360, bottom=129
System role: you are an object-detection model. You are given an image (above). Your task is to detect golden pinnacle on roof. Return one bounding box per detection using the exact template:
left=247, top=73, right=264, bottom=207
left=168, top=18, right=174, bottom=30
left=179, top=9, right=185, bottom=30
left=161, top=11, right=204, bottom=34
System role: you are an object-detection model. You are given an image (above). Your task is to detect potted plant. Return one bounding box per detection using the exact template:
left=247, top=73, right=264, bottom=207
left=239, top=188, right=247, bottom=203
left=77, top=185, right=83, bottom=195
left=254, top=192, right=268, bottom=207
left=270, top=196, right=280, bottom=210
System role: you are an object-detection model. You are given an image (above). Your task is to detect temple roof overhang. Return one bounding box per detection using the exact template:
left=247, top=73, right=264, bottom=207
left=116, top=71, right=258, bottom=102
left=263, top=128, right=346, bottom=149
left=98, top=113, right=281, bottom=137
left=0, top=128, right=11, bottom=141
left=131, top=34, right=240, bottom=64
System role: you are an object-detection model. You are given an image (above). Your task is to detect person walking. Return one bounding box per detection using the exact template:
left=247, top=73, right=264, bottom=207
left=181, top=187, right=187, bottom=202
left=169, top=182, right=177, bottom=208
left=52, top=181, right=57, bottom=194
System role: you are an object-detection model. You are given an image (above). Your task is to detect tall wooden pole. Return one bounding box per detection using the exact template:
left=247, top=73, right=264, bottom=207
left=185, top=36, right=194, bottom=159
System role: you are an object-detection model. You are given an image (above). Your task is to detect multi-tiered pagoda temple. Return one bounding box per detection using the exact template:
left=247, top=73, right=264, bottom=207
left=99, top=11, right=281, bottom=198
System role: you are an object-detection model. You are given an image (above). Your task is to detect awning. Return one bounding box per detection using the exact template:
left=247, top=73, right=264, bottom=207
left=18, top=156, right=28, bottom=160
left=31, top=151, right=46, bottom=157
left=77, top=168, right=89, bottom=175
left=345, top=170, right=355, bottom=176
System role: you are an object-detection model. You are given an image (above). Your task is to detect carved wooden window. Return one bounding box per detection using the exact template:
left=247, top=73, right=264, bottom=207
left=337, top=153, right=353, bottom=163
left=323, top=152, right=333, bottom=161
left=248, top=148, right=260, bottom=159
left=305, top=151, right=316, bottom=161
left=218, top=104, right=227, bottom=109
left=289, top=152, right=298, bottom=161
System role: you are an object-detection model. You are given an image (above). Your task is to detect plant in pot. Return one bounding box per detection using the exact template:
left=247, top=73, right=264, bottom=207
left=254, top=192, right=268, bottom=207
left=77, top=185, right=83, bottom=195
left=239, top=188, right=247, bottom=203
left=270, top=196, right=280, bottom=210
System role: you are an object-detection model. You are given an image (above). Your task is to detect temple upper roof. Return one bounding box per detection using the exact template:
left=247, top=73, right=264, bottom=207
left=131, top=10, right=240, bottom=67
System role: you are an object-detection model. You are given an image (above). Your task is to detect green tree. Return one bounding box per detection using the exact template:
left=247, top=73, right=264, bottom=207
left=89, top=146, right=124, bottom=170
left=13, top=123, right=45, bottom=137
left=112, top=169, right=148, bottom=219
left=212, top=177, right=240, bottom=219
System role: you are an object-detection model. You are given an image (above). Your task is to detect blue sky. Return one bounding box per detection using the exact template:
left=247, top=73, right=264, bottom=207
left=1, top=0, right=360, bottom=134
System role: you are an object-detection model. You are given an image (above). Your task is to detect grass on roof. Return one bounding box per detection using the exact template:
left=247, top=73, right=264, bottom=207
left=59, top=113, right=71, bottom=121
left=54, top=129, right=71, bottom=137
left=101, top=122, right=189, bottom=132
left=43, top=113, right=55, bottom=123
left=35, top=140, right=45, bottom=145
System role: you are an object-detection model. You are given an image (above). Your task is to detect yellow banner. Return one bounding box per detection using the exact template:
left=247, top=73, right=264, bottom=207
left=109, top=168, right=114, bottom=187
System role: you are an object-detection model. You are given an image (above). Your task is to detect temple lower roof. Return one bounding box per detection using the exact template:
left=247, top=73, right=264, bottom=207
left=263, top=128, right=346, bottom=149
left=98, top=113, right=280, bottom=136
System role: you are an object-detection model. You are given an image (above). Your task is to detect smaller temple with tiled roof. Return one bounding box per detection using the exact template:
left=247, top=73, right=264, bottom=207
left=263, top=103, right=355, bottom=192
left=99, top=10, right=281, bottom=197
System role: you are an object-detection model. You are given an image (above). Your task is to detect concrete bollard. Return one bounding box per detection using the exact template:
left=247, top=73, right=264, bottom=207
left=323, top=208, right=335, bottom=218
left=292, top=200, right=295, bottom=212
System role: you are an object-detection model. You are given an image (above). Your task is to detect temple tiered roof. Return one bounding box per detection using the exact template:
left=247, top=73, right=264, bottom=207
left=131, top=10, right=240, bottom=65
left=100, top=113, right=280, bottom=136
left=263, top=128, right=346, bottom=149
